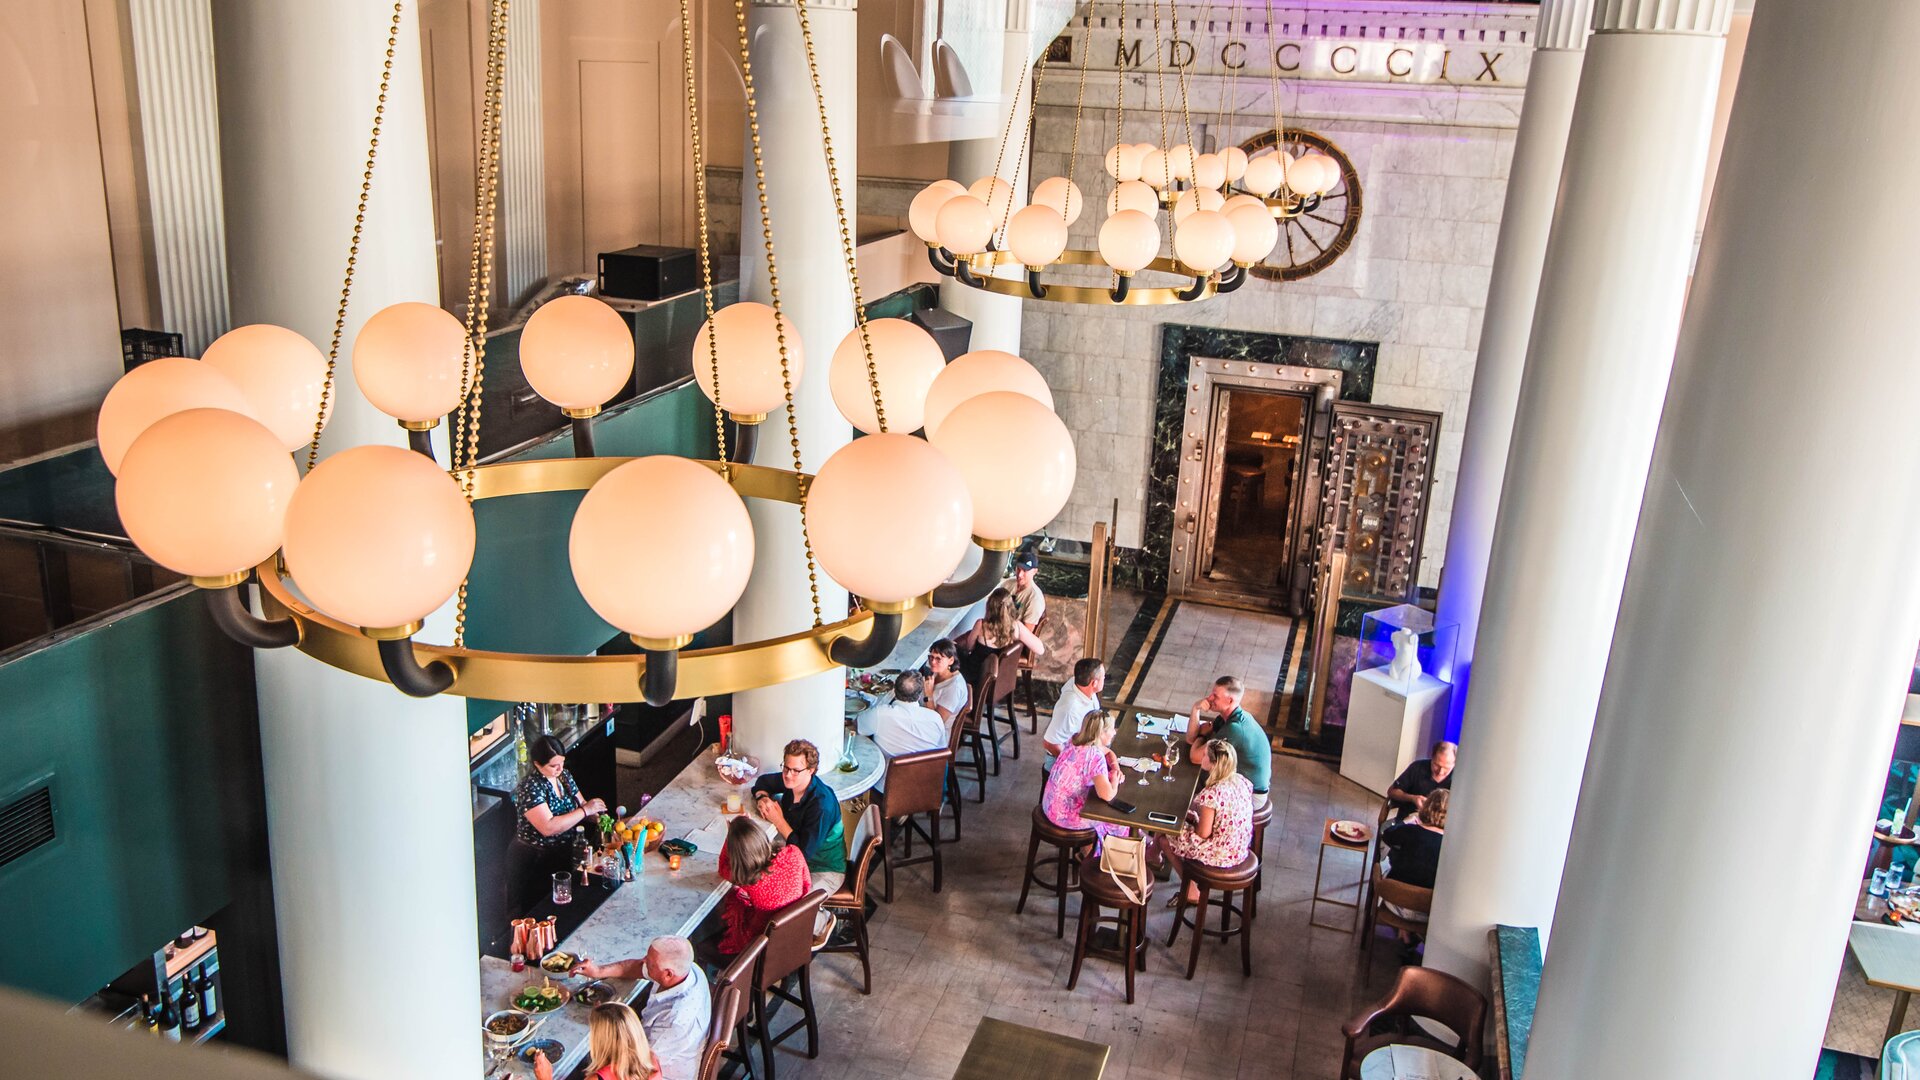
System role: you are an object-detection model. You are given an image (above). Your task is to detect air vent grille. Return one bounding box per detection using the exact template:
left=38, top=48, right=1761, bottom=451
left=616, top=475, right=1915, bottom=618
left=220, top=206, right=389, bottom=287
left=0, top=786, right=56, bottom=869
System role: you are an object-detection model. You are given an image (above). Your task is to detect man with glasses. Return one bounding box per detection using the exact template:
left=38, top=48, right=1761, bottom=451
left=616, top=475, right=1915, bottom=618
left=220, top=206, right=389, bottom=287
left=750, top=738, right=846, bottom=893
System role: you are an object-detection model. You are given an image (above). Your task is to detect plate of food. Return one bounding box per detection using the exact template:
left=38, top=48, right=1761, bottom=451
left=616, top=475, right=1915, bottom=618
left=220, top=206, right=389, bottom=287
left=511, top=981, right=570, bottom=1014
left=575, top=980, right=616, bottom=1007
left=483, top=1009, right=532, bottom=1045
left=538, top=951, right=576, bottom=974
left=1329, top=820, right=1370, bottom=844
left=516, top=1038, right=566, bottom=1067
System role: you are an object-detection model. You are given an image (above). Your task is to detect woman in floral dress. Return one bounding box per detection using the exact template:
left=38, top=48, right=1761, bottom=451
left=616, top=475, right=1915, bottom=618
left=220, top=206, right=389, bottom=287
left=1040, top=707, right=1128, bottom=849
left=1154, top=738, right=1255, bottom=904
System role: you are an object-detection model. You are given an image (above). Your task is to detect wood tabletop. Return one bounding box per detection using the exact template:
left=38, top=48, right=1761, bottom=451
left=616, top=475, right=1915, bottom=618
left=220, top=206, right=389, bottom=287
left=952, top=1016, right=1110, bottom=1080
left=1077, top=703, right=1202, bottom=836
left=1850, top=921, right=1920, bottom=994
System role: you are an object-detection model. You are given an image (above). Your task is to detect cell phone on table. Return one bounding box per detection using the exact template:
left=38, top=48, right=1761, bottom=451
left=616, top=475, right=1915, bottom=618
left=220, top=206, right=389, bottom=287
left=1146, top=811, right=1179, bottom=826
left=1106, top=797, right=1138, bottom=814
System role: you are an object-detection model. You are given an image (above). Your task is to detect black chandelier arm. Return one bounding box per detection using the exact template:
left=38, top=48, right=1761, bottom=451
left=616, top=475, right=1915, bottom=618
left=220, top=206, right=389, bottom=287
left=378, top=636, right=457, bottom=697
left=928, top=246, right=958, bottom=277
left=828, top=611, right=904, bottom=668
left=1025, top=268, right=1048, bottom=300
left=1300, top=193, right=1324, bottom=215
left=726, top=418, right=760, bottom=465
left=204, top=583, right=300, bottom=649
left=1217, top=264, right=1249, bottom=294
left=407, top=427, right=436, bottom=460
left=1109, top=274, right=1133, bottom=304
left=571, top=414, right=599, bottom=458
left=931, top=547, right=1013, bottom=609
left=639, top=647, right=679, bottom=707
left=954, top=258, right=986, bottom=289
left=1176, top=274, right=1212, bottom=301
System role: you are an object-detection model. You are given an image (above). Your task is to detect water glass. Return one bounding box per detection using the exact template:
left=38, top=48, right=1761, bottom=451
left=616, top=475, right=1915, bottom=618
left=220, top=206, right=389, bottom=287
left=551, top=871, right=573, bottom=905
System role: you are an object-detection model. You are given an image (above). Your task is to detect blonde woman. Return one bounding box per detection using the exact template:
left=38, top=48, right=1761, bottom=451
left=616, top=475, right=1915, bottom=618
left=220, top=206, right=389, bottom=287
left=956, top=586, right=1046, bottom=686
left=532, top=1001, right=660, bottom=1080
left=1039, top=707, right=1127, bottom=848
left=1152, top=738, right=1255, bottom=904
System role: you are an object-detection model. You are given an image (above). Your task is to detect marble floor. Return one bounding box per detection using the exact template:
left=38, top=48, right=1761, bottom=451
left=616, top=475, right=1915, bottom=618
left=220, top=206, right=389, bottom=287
left=777, top=599, right=1404, bottom=1080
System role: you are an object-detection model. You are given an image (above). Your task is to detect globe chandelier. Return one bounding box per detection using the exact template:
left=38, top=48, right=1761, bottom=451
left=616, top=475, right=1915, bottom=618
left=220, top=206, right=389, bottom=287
left=909, top=0, right=1346, bottom=306
left=97, top=0, right=1077, bottom=707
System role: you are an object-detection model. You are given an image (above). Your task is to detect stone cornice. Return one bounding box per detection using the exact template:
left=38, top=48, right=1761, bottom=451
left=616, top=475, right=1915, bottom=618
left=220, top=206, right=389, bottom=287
left=1537, top=0, right=1595, bottom=51
left=1593, top=0, right=1733, bottom=35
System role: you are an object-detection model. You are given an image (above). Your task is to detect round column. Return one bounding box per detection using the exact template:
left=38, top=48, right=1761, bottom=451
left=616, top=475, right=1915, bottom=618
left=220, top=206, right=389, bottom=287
left=729, top=0, right=857, bottom=766
left=1422, top=0, right=1731, bottom=984
left=211, top=2, right=480, bottom=1077
left=1422, top=0, right=1592, bottom=982
left=1527, top=3, right=1920, bottom=1074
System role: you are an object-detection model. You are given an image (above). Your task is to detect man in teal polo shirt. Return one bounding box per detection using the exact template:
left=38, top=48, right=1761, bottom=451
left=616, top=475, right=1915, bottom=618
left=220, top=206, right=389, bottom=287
left=1185, top=675, right=1272, bottom=804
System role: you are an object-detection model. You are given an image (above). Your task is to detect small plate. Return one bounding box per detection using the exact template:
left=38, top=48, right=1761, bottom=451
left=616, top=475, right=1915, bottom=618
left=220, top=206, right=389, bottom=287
left=538, top=951, right=575, bottom=974
left=575, top=980, right=617, bottom=1007
left=1330, top=820, right=1369, bottom=844
left=516, top=1038, right=565, bottom=1066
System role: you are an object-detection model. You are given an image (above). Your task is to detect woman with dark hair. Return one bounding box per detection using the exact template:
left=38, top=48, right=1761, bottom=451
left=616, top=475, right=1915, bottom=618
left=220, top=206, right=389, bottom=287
left=715, top=816, right=810, bottom=956
left=506, top=734, right=610, bottom=914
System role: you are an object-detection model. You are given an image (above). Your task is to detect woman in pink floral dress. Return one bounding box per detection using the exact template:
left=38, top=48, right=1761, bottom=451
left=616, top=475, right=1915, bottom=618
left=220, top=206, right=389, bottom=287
left=1154, top=738, right=1255, bottom=903
left=1040, top=708, right=1127, bottom=849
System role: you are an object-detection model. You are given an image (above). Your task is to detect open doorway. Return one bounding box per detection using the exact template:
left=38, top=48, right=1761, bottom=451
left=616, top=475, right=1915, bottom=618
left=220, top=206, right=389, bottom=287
left=1200, top=388, right=1310, bottom=590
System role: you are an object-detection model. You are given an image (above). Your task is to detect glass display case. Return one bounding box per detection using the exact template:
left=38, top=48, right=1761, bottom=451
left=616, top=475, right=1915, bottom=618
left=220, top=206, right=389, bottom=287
left=1356, top=603, right=1457, bottom=694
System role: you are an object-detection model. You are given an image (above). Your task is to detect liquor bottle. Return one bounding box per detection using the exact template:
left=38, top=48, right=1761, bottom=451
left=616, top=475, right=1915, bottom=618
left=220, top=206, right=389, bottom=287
left=574, top=825, right=591, bottom=883
left=139, top=993, right=157, bottom=1035
left=156, top=987, right=181, bottom=1042
left=194, top=963, right=217, bottom=1019
left=180, top=972, right=202, bottom=1031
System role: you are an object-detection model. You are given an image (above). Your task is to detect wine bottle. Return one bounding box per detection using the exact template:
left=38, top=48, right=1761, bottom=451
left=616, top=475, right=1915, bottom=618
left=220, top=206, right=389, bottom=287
left=157, top=987, right=181, bottom=1042
left=194, top=963, right=217, bottom=1019
left=181, top=972, right=202, bottom=1031
left=139, top=993, right=157, bottom=1035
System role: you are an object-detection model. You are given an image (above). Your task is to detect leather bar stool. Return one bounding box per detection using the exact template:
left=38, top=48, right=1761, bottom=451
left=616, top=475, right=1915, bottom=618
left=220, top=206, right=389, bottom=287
left=1015, top=805, right=1096, bottom=937
left=1167, top=851, right=1261, bottom=979
left=697, top=984, right=749, bottom=1080
left=710, top=935, right=767, bottom=1080
left=1066, top=851, right=1152, bottom=1004
left=819, top=805, right=884, bottom=994
left=1249, top=798, right=1274, bottom=918
left=880, top=748, right=953, bottom=901
left=750, top=889, right=829, bottom=1080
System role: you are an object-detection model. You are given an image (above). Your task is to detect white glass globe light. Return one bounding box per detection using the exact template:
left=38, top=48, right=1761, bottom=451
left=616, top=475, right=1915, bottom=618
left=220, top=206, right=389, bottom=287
left=351, top=301, right=469, bottom=424
left=935, top=195, right=995, bottom=256
left=1005, top=204, right=1070, bottom=269
left=570, top=456, right=753, bottom=642
left=1227, top=202, right=1282, bottom=264
left=929, top=392, right=1077, bottom=542
left=967, top=175, right=1018, bottom=225
left=115, top=408, right=299, bottom=578
left=1223, top=192, right=1267, bottom=216
left=922, top=349, right=1054, bottom=439
left=1031, top=176, right=1084, bottom=225
left=1174, top=210, right=1236, bottom=273
left=691, top=302, right=805, bottom=417
left=1167, top=144, right=1197, bottom=180
left=805, top=434, right=973, bottom=604
left=1306, top=152, right=1342, bottom=194
left=1222, top=146, right=1250, bottom=183
left=1103, top=144, right=1142, bottom=182
left=97, top=357, right=252, bottom=476
left=201, top=324, right=332, bottom=452
left=1140, top=148, right=1172, bottom=189
left=1107, top=179, right=1160, bottom=217
left=1191, top=152, right=1228, bottom=192
left=520, top=295, right=635, bottom=412
left=909, top=179, right=967, bottom=244
left=1289, top=153, right=1334, bottom=195
left=828, top=317, right=946, bottom=434
left=1243, top=152, right=1287, bottom=196
left=1099, top=210, right=1162, bottom=274
left=282, top=444, right=476, bottom=631
left=1172, top=187, right=1227, bottom=225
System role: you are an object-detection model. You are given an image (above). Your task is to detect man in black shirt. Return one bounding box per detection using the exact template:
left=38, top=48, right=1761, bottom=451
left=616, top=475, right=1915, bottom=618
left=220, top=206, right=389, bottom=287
left=1386, top=740, right=1457, bottom=820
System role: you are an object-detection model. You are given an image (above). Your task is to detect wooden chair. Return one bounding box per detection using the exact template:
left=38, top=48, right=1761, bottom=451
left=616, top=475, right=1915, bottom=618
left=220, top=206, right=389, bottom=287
left=710, top=935, right=766, bottom=1080
left=750, top=889, right=830, bottom=1080
left=976, top=642, right=1026, bottom=772
left=880, top=748, right=953, bottom=900
left=1361, top=865, right=1434, bottom=953
left=952, top=674, right=992, bottom=805
left=819, top=804, right=883, bottom=994
left=1066, top=851, right=1152, bottom=1004
left=1166, top=851, right=1261, bottom=979
left=1015, top=804, right=1095, bottom=938
left=697, top=983, right=749, bottom=1080
left=1339, top=965, right=1487, bottom=1079
left=1016, top=612, right=1048, bottom=732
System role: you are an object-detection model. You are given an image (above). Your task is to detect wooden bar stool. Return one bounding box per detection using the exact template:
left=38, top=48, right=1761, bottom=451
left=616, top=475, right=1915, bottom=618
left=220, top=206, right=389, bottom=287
left=1066, top=851, right=1152, bottom=1004
left=1312, top=817, right=1373, bottom=932
left=710, top=935, right=766, bottom=1080
left=880, top=748, right=952, bottom=901
left=820, top=805, right=884, bottom=993
left=1015, top=805, right=1095, bottom=938
left=1249, top=798, right=1274, bottom=919
left=750, top=890, right=829, bottom=1080
left=1167, top=851, right=1260, bottom=979
left=697, top=984, right=749, bottom=1080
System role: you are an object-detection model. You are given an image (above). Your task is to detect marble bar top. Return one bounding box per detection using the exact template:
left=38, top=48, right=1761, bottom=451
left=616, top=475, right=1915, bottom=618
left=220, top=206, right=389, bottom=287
left=870, top=597, right=986, bottom=675
left=478, top=734, right=887, bottom=1076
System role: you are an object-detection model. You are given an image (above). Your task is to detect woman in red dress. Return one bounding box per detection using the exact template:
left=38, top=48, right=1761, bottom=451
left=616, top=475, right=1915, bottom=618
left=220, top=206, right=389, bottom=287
left=716, top=815, right=811, bottom=956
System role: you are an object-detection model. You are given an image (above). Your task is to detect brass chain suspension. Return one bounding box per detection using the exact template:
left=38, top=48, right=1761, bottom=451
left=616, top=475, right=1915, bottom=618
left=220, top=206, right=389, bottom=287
left=1220, top=0, right=1246, bottom=153
left=985, top=61, right=1027, bottom=214
left=1265, top=0, right=1290, bottom=189
left=1062, top=6, right=1094, bottom=225
left=792, top=0, right=885, bottom=435
left=733, top=0, right=823, bottom=626
left=1147, top=0, right=1172, bottom=187
left=307, top=1, right=405, bottom=474
left=995, top=55, right=1049, bottom=239
left=1167, top=0, right=1201, bottom=169
left=454, top=0, right=507, bottom=489
left=678, top=0, right=731, bottom=476
left=1107, top=0, right=1128, bottom=216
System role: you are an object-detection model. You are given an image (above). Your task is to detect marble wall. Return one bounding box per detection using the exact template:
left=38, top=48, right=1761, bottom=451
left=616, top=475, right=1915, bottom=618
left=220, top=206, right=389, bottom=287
left=1017, top=66, right=1521, bottom=589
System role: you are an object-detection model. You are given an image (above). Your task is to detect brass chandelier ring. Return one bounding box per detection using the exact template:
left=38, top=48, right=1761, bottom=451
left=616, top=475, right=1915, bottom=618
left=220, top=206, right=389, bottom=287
left=252, top=456, right=932, bottom=703
left=959, top=248, right=1220, bottom=306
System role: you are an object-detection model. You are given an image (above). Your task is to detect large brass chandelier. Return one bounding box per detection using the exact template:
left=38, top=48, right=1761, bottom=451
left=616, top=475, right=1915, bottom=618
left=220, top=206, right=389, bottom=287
left=96, top=0, right=1076, bottom=706
left=911, top=0, right=1344, bottom=305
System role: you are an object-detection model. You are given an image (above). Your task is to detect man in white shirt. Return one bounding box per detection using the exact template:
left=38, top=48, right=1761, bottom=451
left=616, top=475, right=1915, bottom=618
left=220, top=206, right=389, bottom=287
left=570, top=935, right=708, bottom=1080
left=923, top=638, right=968, bottom=725
left=1002, top=548, right=1046, bottom=629
left=857, top=670, right=948, bottom=765
left=1044, top=657, right=1106, bottom=768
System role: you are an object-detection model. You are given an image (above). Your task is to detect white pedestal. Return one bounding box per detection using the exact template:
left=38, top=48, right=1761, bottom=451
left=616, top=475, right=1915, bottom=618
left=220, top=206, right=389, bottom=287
left=1341, top=668, right=1452, bottom=798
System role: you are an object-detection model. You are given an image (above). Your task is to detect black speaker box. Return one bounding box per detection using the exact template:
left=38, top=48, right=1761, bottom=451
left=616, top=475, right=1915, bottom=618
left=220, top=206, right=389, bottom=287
left=909, top=306, right=974, bottom=362
left=599, top=244, right=698, bottom=301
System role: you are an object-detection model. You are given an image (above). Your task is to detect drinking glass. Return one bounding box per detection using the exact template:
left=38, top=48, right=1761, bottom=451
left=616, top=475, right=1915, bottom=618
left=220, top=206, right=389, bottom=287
left=1163, top=734, right=1180, bottom=781
left=551, top=871, right=572, bottom=905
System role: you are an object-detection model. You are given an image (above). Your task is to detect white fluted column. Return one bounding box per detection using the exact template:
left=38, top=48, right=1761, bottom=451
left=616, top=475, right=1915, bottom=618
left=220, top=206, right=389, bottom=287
left=211, top=3, right=479, bottom=1078
left=1421, top=0, right=1731, bottom=983
left=1422, top=0, right=1592, bottom=983
left=1528, top=4, right=1920, bottom=1075
left=500, top=0, right=547, bottom=306
left=729, top=0, right=857, bottom=766
left=128, top=0, right=232, bottom=354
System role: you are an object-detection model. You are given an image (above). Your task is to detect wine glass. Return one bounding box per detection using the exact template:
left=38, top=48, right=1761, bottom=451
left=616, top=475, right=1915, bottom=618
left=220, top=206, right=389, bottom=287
left=1162, top=733, right=1180, bottom=781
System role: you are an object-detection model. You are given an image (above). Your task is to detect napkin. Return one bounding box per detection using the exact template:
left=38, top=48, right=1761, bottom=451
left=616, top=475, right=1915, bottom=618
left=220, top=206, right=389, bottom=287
left=1134, top=714, right=1172, bottom=737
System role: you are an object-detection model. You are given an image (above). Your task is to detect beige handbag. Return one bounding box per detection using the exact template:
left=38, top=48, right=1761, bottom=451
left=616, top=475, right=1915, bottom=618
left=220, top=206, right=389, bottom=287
left=1100, top=833, right=1152, bottom=905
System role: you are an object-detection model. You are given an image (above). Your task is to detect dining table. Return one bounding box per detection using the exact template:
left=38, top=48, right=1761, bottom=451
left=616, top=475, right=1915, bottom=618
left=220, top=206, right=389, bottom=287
left=1077, top=702, right=1203, bottom=836
left=1358, top=1043, right=1476, bottom=1080
left=1849, top=919, right=1920, bottom=1046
